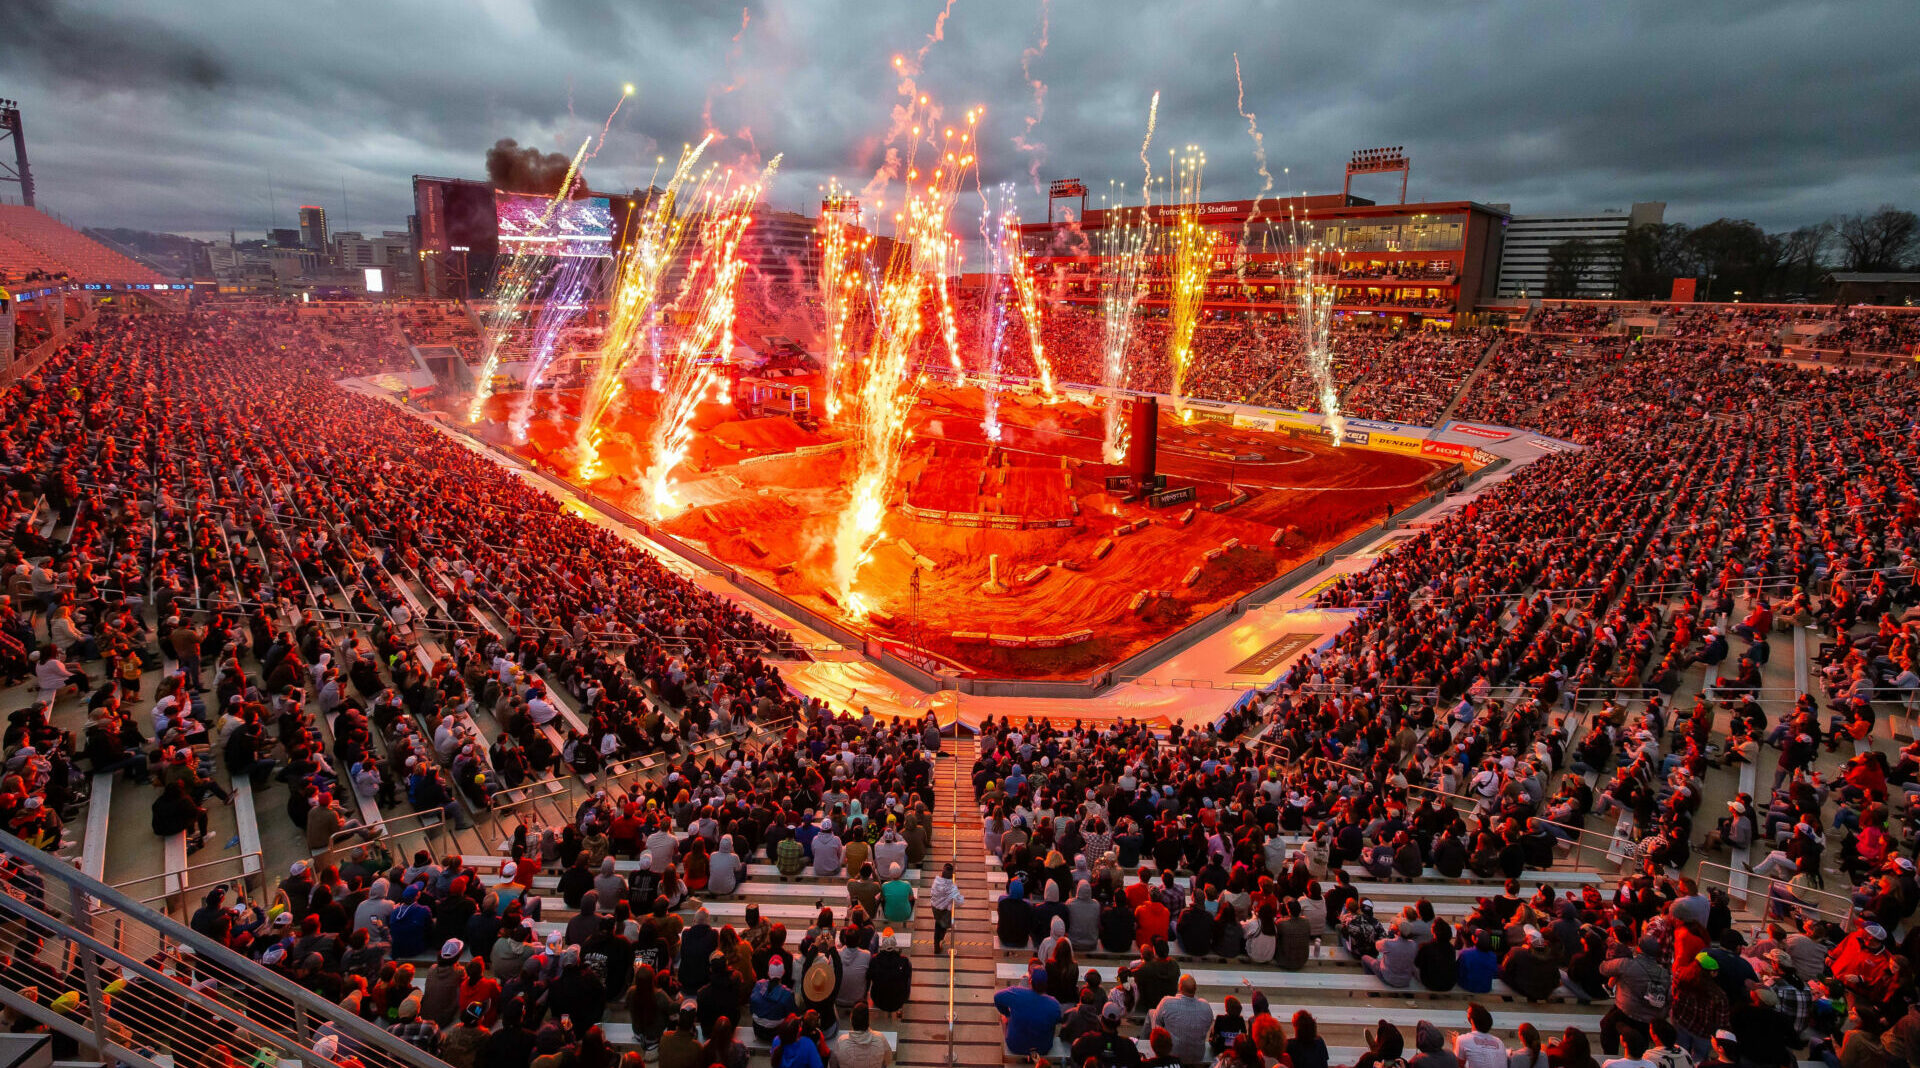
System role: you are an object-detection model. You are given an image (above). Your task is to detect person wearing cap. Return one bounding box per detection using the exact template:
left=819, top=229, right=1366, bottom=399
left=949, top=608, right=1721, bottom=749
left=811, top=819, right=845, bottom=878
left=421, top=939, right=466, bottom=1025
left=1597, top=933, right=1672, bottom=1056
left=1500, top=926, right=1560, bottom=1003
left=1827, top=921, right=1897, bottom=1002
left=879, top=862, right=916, bottom=924
left=1072, top=998, right=1145, bottom=1068
left=1698, top=1030, right=1738, bottom=1068
left=386, top=991, right=440, bottom=1053
left=749, top=957, right=798, bottom=1039
left=868, top=927, right=912, bottom=1018
left=994, top=967, right=1063, bottom=1057
left=437, top=1002, right=489, bottom=1068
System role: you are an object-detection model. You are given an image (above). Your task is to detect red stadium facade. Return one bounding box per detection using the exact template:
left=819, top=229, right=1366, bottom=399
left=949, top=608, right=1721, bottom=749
left=1018, top=192, right=1510, bottom=327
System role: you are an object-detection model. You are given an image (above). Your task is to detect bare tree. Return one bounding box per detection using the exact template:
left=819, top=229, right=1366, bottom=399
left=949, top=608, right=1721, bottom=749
left=1835, top=206, right=1918, bottom=272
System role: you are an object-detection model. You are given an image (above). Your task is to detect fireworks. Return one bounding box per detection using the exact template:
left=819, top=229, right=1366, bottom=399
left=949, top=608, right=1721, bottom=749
left=508, top=254, right=596, bottom=444
left=817, top=184, right=868, bottom=423
left=469, top=137, right=591, bottom=424
left=575, top=137, right=716, bottom=480
left=1003, top=208, right=1057, bottom=401
left=1165, top=146, right=1215, bottom=412
left=645, top=157, right=781, bottom=519
left=1098, top=188, right=1156, bottom=463
left=1296, top=239, right=1346, bottom=445
left=830, top=103, right=981, bottom=618
left=976, top=184, right=1017, bottom=442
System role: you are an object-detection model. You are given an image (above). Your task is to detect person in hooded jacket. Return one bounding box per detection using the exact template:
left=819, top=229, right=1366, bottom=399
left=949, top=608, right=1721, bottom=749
left=1028, top=879, right=1069, bottom=949
left=678, top=908, right=718, bottom=990
left=708, top=835, right=744, bottom=896
left=1067, top=880, right=1101, bottom=950
left=997, top=877, right=1033, bottom=948
left=592, top=857, right=625, bottom=904
left=867, top=929, right=912, bottom=1018
left=565, top=890, right=603, bottom=947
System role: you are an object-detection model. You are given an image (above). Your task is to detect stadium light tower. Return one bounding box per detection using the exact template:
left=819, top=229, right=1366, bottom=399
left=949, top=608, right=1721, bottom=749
left=1048, top=178, right=1088, bottom=224
left=0, top=99, right=34, bottom=208
left=1344, top=147, right=1409, bottom=205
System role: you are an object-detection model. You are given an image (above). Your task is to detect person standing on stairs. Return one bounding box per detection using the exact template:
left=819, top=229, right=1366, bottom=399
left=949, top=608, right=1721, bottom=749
left=931, top=861, right=964, bottom=953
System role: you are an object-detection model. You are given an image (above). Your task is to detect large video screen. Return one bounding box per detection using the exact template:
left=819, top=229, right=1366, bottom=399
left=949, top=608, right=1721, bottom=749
left=495, top=193, right=615, bottom=258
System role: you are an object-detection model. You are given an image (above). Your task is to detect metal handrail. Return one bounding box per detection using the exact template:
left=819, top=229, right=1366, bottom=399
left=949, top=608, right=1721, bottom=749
left=328, top=804, right=450, bottom=847
left=1696, top=859, right=1856, bottom=924
left=0, top=829, right=449, bottom=1068
left=1310, top=755, right=1643, bottom=869
left=108, top=850, right=265, bottom=894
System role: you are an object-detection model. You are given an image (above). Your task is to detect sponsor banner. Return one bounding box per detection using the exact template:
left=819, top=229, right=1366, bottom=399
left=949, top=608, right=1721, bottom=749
left=948, top=513, right=983, bottom=528
left=1528, top=437, right=1576, bottom=453
left=1232, top=413, right=1278, bottom=432
left=987, top=514, right=1023, bottom=530
left=1148, top=485, right=1198, bottom=508
left=1105, top=474, right=1133, bottom=491
left=1420, top=439, right=1475, bottom=461
left=1227, top=631, right=1319, bottom=676
left=1448, top=422, right=1513, bottom=441
left=1471, top=449, right=1499, bottom=466
left=989, top=634, right=1028, bottom=648
left=1368, top=430, right=1428, bottom=456
left=1346, top=418, right=1404, bottom=433
left=1188, top=409, right=1232, bottom=425
left=1026, top=634, right=1070, bottom=649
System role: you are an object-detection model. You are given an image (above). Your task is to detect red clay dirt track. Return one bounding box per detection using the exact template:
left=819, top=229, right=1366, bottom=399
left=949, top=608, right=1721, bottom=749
left=463, top=380, right=1451, bottom=680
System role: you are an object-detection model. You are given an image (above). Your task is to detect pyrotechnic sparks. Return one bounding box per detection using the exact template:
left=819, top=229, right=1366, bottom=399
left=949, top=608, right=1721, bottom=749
left=976, top=185, right=1017, bottom=442
left=1097, top=185, right=1156, bottom=463
left=508, top=254, right=596, bottom=444
left=469, top=136, right=590, bottom=424
left=1296, top=239, right=1346, bottom=445
left=830, top=103, right=981, bottom=619
left=575, top=136, right=716, bottom=480
left=818, top=184, right=868, bottom=424
left=1002, top=207, right=1056, bottom=400
left=1165, top=146, right=1215, bottom=411
left=645, top=157, right=781, bottom=518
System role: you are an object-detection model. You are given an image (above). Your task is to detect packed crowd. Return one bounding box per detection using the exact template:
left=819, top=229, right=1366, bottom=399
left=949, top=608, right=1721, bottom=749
left=1529, top=306, right=1618, bottom=336
left=0, top=304, right=882, bottom=1066
left=1824, top=308, right=1920, bottom=357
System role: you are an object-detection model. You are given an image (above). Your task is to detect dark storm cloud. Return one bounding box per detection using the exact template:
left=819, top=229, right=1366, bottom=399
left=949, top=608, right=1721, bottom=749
left=3, top=0, right=1915, bottom=241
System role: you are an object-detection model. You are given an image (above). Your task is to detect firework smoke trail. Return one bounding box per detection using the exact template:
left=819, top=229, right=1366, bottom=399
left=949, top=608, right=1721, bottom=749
left=1166, top=147, right=1215, bottom=411
left=646, top=157, right=781, bottom=518
left=1012, top=0, right=1050, bottom=193
left=508, top=255, right=595, bottom=444
left=831, top=105, right=981, bottom=620
left=817, top=184, right=867, bottom=424
left=1231, top=53, right=1274, bottom=296
left=575, top=137, right=716, bottom=480
left=1139, top=91, right=1159, bottom=203
left=469, top=136, right=591, bottom=424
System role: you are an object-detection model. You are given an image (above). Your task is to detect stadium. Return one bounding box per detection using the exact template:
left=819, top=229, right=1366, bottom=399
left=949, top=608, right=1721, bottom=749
left=0, top=8, right=1918, bottom=1068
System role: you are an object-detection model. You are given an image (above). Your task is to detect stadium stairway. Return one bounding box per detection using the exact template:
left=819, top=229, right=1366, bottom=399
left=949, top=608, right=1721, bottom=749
left=1433, top=335, right=1506, bottom=425
left=896, top=732, right=999, bottom=1068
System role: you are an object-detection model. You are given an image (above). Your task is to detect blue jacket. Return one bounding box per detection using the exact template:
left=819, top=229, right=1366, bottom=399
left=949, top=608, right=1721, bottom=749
left=1457, top=947, right=1500, bottom=993
left=994, top=985, right=1062, bottom=1055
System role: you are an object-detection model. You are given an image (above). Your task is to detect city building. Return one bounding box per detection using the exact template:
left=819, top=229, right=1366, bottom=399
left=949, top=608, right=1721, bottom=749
left=1492, top=202, right=1665, bottom=299
left=298, top=204, right=329, bottom=253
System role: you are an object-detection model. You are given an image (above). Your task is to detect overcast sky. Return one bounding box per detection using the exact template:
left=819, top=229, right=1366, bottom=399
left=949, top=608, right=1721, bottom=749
left=3, top=0, right=1915, bottom=242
